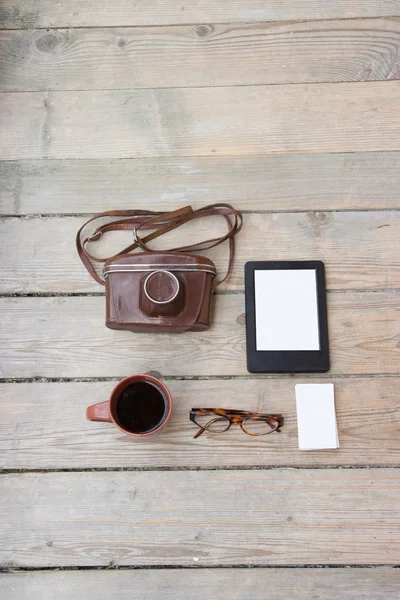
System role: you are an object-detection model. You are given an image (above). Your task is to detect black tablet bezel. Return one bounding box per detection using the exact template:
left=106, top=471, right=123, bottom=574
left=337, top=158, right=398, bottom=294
left=245, top=261, right=330, bottom=373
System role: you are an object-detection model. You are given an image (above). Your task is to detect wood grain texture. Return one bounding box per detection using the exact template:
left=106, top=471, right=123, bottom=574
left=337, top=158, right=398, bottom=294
left=2, top=153, right=400, bottom=215
left=1, top=212, right=399, bottom=293
left=1, top=469, right=399, bottom=566
left=1, top=568, right=400, bottom=600
left=1, top=378, right=398, bottom=469
left=2, top=1, right=400, bottom=28
left=2, top=19, right=400, bottom=92
left=1, top=82, right=400, bottom=159
left=0, top=293, right=398, bottom=378
left=2, top=0, right=400, bottom=584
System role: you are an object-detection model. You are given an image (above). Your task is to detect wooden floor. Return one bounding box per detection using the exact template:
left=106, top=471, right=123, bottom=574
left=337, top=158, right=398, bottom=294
left=1, top=2, right=400, bottom=598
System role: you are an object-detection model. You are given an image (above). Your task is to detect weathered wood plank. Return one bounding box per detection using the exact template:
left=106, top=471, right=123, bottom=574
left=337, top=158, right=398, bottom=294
left=1, top=378, right=398, bottom=469
left=0, top=293, right=398, bottom=377
left=2, top=19, right=400, bottom=92
left=1, top=82, right=400, bottom=159
left=1, top=212, right=399, bottom=293
left=2, top=153, right=400, bottom=215
left=1, top=470, right=398, bottom=566
left=1, top=568, right=399, bottom=600
left=2, top=1, right=400, bottom=28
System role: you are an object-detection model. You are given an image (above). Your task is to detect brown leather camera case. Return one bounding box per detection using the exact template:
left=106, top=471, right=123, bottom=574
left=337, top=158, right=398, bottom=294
left=76, top=204, right=242, bottom=333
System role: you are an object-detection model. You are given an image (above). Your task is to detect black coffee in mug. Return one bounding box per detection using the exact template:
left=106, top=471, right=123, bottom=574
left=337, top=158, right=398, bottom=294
left=116, top=381, right=167, bottom=434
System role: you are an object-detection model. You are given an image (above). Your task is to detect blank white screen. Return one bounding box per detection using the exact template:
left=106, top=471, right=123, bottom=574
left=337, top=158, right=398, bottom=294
left=254, top=269, right=320, bottom=351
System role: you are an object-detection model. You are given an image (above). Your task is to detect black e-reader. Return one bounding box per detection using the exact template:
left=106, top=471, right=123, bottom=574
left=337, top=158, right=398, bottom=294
left=245, top=261, right=329, bottom=373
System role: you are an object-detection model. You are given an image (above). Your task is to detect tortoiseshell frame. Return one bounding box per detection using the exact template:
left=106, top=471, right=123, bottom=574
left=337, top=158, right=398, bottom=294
left=190, top=408, right=284, bottom=438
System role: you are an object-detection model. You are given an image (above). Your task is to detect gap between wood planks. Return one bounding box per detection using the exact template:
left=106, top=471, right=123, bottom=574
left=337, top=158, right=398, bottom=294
left=1, top=208, right=399, bottom=218
left=1, top=464, right=400, bottom=474
left=1, top=373, right=399, bottom=382
left=1, top=289, right=400, bottom=297
left=1, top=564, right=399, bottom=572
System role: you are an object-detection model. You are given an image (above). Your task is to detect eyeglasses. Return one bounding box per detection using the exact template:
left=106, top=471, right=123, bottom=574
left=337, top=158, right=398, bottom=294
left=190, top=408, right=284, bottom=439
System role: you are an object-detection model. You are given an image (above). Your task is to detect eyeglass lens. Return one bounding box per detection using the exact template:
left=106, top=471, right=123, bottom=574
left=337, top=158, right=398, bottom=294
left=241, top=417, right=279, bottom=435
left=194, top=414, right=230, bottom=432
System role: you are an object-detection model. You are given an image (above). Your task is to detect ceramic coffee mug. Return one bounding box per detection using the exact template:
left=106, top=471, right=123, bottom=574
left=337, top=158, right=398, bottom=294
left=86, top=374, right=172, bottom=437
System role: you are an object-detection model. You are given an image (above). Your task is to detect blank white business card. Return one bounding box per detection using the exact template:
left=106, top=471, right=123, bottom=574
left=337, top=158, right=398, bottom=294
left=295, top=383, right=339, bottom=450
left=254, top=269, right=320, bottom=351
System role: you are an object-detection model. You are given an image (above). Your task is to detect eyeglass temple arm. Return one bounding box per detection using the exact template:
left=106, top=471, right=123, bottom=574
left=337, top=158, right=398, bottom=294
left=194, top=427, right=205, bottom=439
left=193, top=416, right=228, bottom=438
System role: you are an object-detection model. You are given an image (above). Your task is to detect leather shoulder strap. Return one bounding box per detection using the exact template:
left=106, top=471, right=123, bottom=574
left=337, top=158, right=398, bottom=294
left=76, top=204, right=243, bottom=286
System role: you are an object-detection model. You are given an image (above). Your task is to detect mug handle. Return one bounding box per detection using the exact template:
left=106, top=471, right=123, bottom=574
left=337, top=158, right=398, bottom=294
left=86, top=401, right=112, bottom=422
